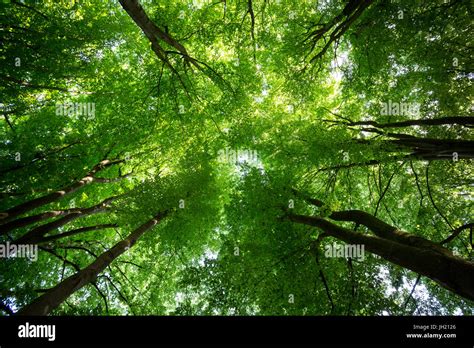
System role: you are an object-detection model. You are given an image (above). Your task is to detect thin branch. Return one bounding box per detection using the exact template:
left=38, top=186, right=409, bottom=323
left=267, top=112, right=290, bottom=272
left=112, top=264, right=140, bottom=293
left=374, top=162, right=404, bottom=217
left=39, top=224, right=118, bottom=244
left=53, top=245, right=98, bottom=259
left=310, top=241, right=335, bottom=314
left=118, top=260, right=144, bottom=269
left=0, top=141, right=81, bottom=175
left=39, top=246, right=81, bottom=272
left=0, top=74, right=69, bottom=92
left=425, top=163, right=454, bottom=231
left=2, top=114, right=15, bottom=132
left=402, top=274, right=421, bottom=313
left=247, top=0, right=256, bottom=62
left=409, top=161, right=424, bottom=207
left=92, top=282, right=109, bottom=314
left=12, top=0, right=49, bottom=20
left=102, top=274, right=136, bottom=315
left=440, top=223, right=474, bottom=245
left=346, top=257, right=357, bottom=315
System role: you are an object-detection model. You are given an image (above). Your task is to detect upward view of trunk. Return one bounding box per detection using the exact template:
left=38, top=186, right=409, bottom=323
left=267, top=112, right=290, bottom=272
left=288, top=211, right=474, bottom=301
left=389, top=137, right=474, bottom=160
left=118, top=0, right=230, bottom=94
left=358, top=133, right=474, bottom=160
left=119, top=0, right=197, bottom=69
left=0, top=159, right=123, bottom=224
left=16, top=211, right=168, bottom=316
left=345, top=116, right=474, bottom=129
left=12, top=196, right=119, bottom=245
left=319, top=135, right=473, bottom=172
left=304, top=0, right=374, bottom=63
left=0, top=208, right=81, bottom=235
left=321, top=117, right=474, bottom=170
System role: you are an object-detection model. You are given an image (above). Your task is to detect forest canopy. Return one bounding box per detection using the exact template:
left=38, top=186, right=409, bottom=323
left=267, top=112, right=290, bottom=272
left=0, top=0, right=473, bottom=316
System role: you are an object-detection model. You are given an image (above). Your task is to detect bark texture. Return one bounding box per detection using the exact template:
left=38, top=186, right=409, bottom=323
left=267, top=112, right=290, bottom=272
left=16, top=211, right=168, bottom=315
left=288, top=209, right=474, bottom=301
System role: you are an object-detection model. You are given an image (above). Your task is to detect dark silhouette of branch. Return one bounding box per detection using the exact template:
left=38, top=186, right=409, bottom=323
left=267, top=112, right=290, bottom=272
left=39, top=246, right=81, bottom=272
left=309, top=236, right=334, bottom=314
left=440, top=223, right=474, bottom=245
left=374, top=162, right=404, bottom=217
left=92, top=281, right=109, bottom=314
left=39, top=224, right=118, bottom=244
left=402, top=274, right=421, bottom=313
left=0, top=298, right=14, bottom=315
left=425, top=163, right=454, bottom=231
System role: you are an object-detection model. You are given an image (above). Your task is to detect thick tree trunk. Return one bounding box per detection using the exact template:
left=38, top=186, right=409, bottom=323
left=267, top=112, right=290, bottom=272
left=0, top=159, right=123, bottom=224
left=288, top=213, right=474, bottom=301
left=16, top=211, right=168, bottom=315
left=390, top=137, right=474, bottom=160
left=356, top=135, right=474, bottom=159
left=317, top=136, right=473, bottom=172
left=294, top=190, right=466, bottom=253
left=328, top=210, right=452, bottom=254
left=348, top=116, right=474, bottom=129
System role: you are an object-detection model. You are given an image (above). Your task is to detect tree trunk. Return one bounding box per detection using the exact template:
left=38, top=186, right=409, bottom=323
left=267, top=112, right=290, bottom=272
left=317, top=136, right=473, bottom=172
left=0, top=159, right=123, bottom=224
left=0, top=208, right=79, bottom=235
left=288, top=213, right=474, bottom=301
left=16, top=211, right=168, bottom=316
left=119, top=0, right=194, bottom=64
left=12, top=196, right=119, bottom=245
left=0, top=160, right=123, bottom=224
left=328, top=209, right=452, bottom=254
left=390, top=137, right=474, bottom=160
left=347, top=116, right=474, bottom=129
left=294, top=190, right=465, bottom=254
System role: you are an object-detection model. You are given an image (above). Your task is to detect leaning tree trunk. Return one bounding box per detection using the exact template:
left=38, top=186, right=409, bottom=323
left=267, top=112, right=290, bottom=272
left=0, top=159, right=123, bottom=224
left=119, top=0, right=194, bottom=64
left=0, top=208, right=81, bottom=235
left=389, top=137, right=474, bottom=161
left=319, top=136, right=474, bottom=172
left=288, top=212, right=474, bottom=301
left=12, top=196, right=119, bottom=245
left=16, top=211, right=168, bottom=316
left=346, top=116, right=474, bottom=129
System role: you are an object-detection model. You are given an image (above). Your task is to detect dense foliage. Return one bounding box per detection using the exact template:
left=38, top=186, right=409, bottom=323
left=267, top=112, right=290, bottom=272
left=0, top=0, right=473, bottom=316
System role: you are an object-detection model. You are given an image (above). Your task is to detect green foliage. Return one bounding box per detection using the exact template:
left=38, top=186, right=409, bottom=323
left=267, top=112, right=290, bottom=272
left=0, top=0, right=472, bottom=316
